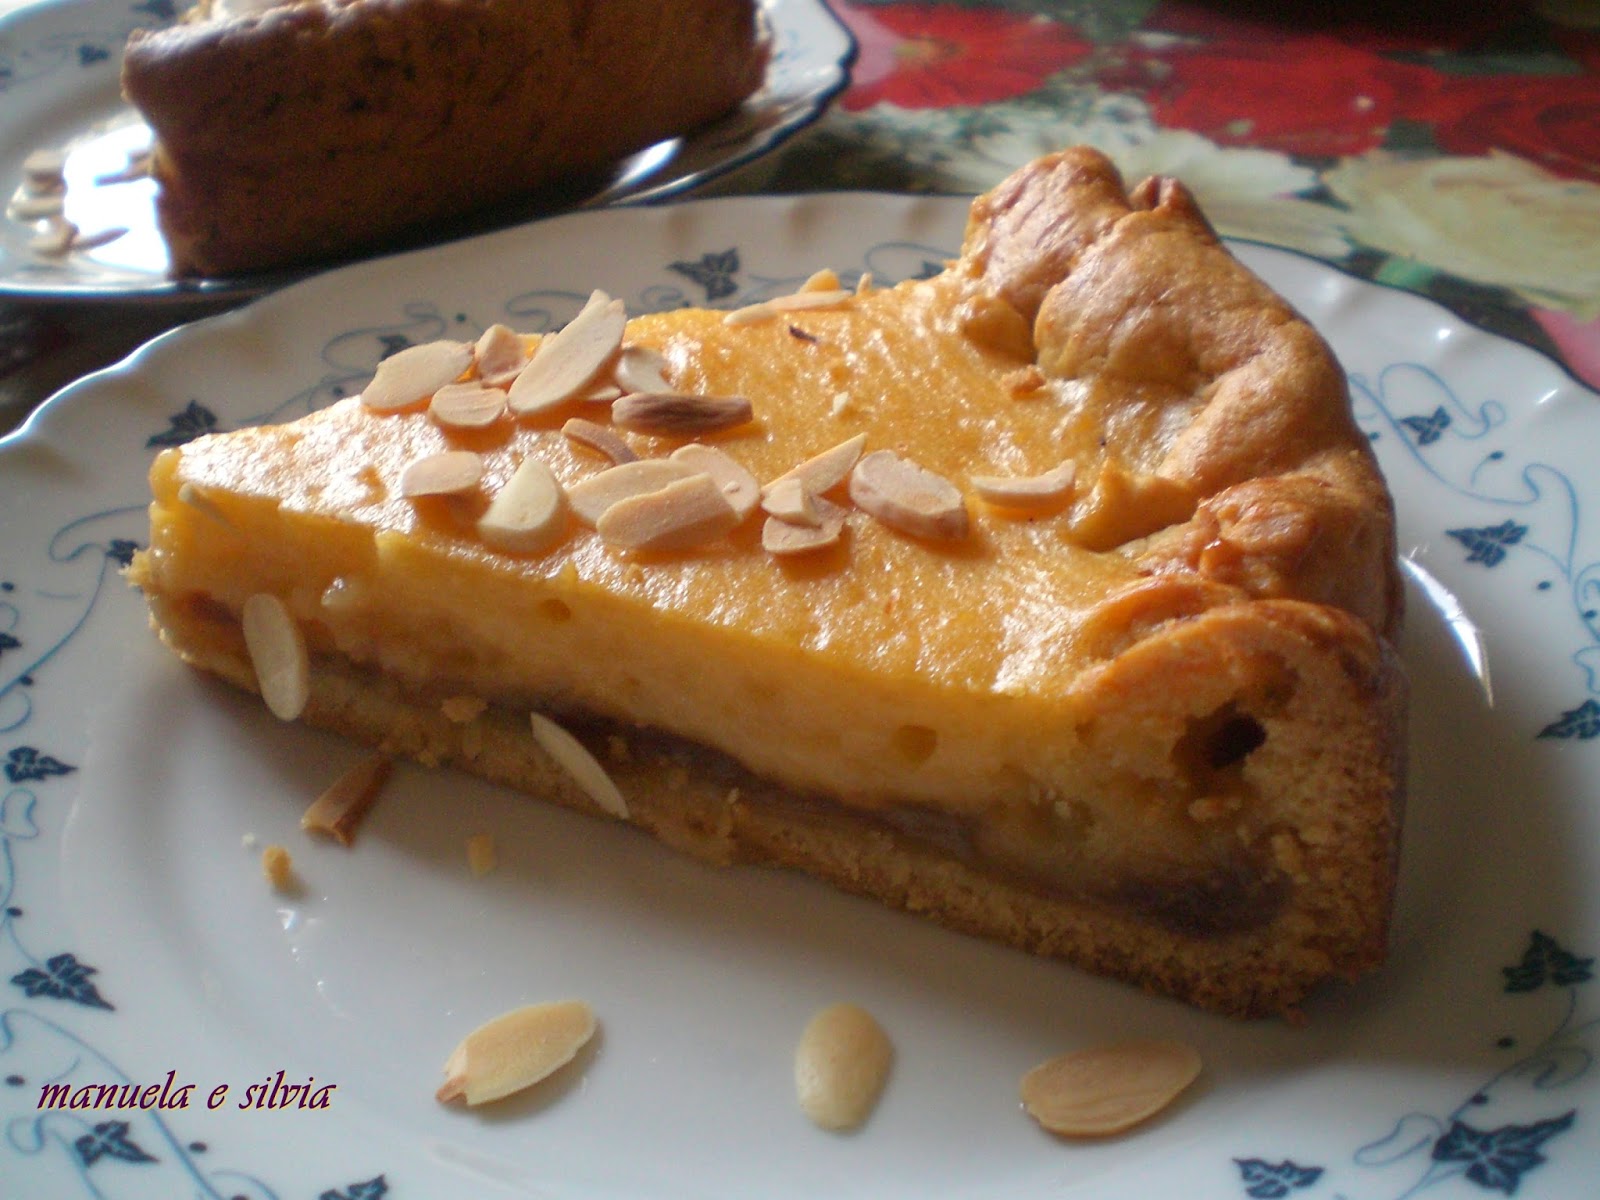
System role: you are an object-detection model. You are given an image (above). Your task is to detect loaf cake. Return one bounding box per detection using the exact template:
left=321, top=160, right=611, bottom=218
left=120, top=0, right=770, bottom=278
left=128, top=148, right=1406, bottom=1018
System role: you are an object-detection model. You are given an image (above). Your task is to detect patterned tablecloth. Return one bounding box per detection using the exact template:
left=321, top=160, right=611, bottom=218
left=2, top=0, right=1598, bottom=435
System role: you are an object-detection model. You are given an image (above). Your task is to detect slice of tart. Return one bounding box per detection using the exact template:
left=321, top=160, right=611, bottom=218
left=121, top=0, right=769, bottom=277
left=128, top=148, right=1405, bottom=1018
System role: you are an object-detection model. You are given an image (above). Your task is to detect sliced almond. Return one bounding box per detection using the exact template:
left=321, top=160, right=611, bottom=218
left=562, top=417, right=637, bottom=464
left=430, top=381, right=508, bottom=429
left=1020, top=1039, right=1202, bottom=1137
left=800, top=268, right=841, bottom=292
left=360, top=340, right=473, bottom=413
left=761, top=476, right=819, bottom=527
left=68, top=226, right=127, bottom=252
left=22, top=148, right=66, bottom=190
left=669, top=443, right=761, bottom=521
left=529, top=712, right=629, bottom=818
left=241, top=593, right=310, bottom=721
left=301, top=753, right=392, bottom=847
left=474, top=323, right=533, bottom=387
left=477, top=457, right=567, bottom=554
left=763, top=517, right=842, bottom=557
left=724, top=289, right=854, bottom=325
left=574, top=381, right=623, bottom=405
left=595, top=472, right=739, bottom=553
left=613, top=343, right=674, bottom=394
left=400, top=450, right=485, bottom=498
left=765, top=433, right=865, bottom=498
left=28, top=218, right=76, bottom=257
left=176, top=482, right=232, bottom=527
left=506, top=290, right=627, bottom=416
left=437, top=1000, right=597, bottom=1106
left=566, top=458, right=699, bottom=527
left=969, top=461, right=1077, bottom=512
left=849, top=450, right=969, bottom=540
left=794, top=1002, right=893, bottom=1131
left=8, top=192, right=65, bottom=220
left=611, top=391, right=753, bottom=436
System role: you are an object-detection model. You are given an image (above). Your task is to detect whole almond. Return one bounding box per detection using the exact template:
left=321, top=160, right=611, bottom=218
left=1020, top=1039, right=1202, bottom=1137
left=794, top=1002, right=893, bottom=1131
left=507, top=291, right=627, bottom=416
left=437, top=1000, right=597, bottom=1106
left=611, top=392, right=753, bottom=436
left=360, top=340, right=473, bottom=413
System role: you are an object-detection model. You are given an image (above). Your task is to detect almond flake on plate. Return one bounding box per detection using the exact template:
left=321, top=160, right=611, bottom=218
left=506, top=290, right=627, bottom=416
left=478, top=457, right=567, bottom=554
left=360, top=340, right=474, bottom=413
left=437, top=1000, right=597, bottom=1106
left=530, top=712, right=629, bottom=818
left=301, top=753, right=392, bottom=846
left=849, top=449, right=969, bottom=540
left=241, top=593, right=309, bottom=720
left=400, top=450, right=485, bottom=498
left=794, top=1002, right=893, bottom=1131
left=1019, top=1039, right=1202, bottom=1137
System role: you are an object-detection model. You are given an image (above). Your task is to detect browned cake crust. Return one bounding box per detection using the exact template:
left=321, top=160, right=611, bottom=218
left=130, top=148, right=1406, bottom=1018
left=121, top=0, right=770, bottom=278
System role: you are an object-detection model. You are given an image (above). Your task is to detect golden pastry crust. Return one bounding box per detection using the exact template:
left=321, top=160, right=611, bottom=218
left=129, top=147, right=1406, bottom=1018
left=121, top=0, right=769, bottom=277
left=964, top=149, right=1402, bottom=640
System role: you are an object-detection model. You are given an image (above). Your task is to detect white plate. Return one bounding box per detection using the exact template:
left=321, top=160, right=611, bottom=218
left=3, top=194, right=1599, bottom=1199
left=0, top=0, right=852, bottom=301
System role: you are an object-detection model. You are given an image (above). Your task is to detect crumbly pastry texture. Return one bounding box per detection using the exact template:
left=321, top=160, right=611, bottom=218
left=120, top=0, right=770, bottom=278
left=129, top=148, right=1406, bottom=1018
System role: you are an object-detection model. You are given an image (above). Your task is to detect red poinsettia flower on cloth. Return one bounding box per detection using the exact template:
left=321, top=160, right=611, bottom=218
left=1421, top=73, right=1600, bottom=185
left=828, top=1, right=1092, bottom=112
left=1116, top=32, right=1442, bottom=157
